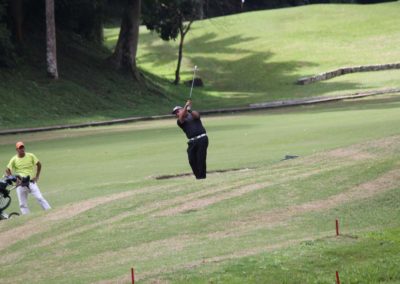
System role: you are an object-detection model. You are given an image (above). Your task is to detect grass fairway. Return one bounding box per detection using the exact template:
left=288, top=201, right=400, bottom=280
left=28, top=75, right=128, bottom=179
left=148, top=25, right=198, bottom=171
left=0, top=95, right=399, bottom=283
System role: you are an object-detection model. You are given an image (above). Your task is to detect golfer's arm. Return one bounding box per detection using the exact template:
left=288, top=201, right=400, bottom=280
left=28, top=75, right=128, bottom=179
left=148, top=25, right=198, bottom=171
left=191, top=111, right=200, bottom=119
left=178, top=107, right=189, bottom=123
left=35, top=162, right=42, bottom=179
left=5, top=168, right=12, bottom=176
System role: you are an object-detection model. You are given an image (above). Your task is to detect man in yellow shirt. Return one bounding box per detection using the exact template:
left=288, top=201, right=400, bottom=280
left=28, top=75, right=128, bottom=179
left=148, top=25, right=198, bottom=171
left=5, top=141, right=51, bottom=214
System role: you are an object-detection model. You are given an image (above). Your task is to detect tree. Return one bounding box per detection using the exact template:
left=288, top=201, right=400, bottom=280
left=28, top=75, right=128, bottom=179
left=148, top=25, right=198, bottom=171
left=0, top=1, right=15, bottom=67
left=45, top=0, right=58, bottom=79
left=109, top=0, right=141, bottom=81
left=142, top=0, right=200, bottom=85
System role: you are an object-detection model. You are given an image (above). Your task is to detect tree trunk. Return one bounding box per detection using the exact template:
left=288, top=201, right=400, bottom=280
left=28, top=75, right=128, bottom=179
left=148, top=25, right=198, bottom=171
left=196, top=0, right=204, bottom=19
left=173, top=21, right=193, bottom=85
left=45, top=0, right=58, bottom=79
left=110, top=0, right=141, bottom=81
left=11, top=0, right=23, bottom=43
left=174, top=29, right=184, bottom=85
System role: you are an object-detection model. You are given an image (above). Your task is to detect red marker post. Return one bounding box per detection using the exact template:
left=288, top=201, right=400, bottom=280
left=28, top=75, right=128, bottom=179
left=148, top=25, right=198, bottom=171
left=336, top=271, right=341, bottom=284
left=336, top=219, right=340, bottom=236
left=131, top=268, right=135, bottom=284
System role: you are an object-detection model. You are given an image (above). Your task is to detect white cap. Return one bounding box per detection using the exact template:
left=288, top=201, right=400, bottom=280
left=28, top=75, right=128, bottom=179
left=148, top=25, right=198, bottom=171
left=172, top=106, right=182, bottom=114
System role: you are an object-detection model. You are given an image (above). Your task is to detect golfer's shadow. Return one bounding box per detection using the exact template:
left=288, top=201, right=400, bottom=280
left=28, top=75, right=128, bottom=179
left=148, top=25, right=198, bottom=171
left=154, top=167, right=253, bottom=180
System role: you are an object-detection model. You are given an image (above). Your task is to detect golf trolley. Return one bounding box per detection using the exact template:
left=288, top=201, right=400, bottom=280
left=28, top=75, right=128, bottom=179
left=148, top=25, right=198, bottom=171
left=0, top=175, right=20, bottom=220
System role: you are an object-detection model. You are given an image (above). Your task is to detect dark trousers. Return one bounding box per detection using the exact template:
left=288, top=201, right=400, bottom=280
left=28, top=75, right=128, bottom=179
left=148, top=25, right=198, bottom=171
left=187, top=136, right=209, bottom=179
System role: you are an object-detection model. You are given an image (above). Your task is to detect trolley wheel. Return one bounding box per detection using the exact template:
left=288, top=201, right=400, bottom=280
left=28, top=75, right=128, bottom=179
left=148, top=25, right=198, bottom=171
left=8, top=212, right=20, bottom=218
left=0, top=195, right=11, bottom=211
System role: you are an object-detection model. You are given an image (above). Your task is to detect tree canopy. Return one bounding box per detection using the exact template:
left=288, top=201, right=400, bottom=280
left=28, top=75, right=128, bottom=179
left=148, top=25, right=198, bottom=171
left=0, top=0, right=396, bottom=79
left=142, top=0, right=200, bottom=84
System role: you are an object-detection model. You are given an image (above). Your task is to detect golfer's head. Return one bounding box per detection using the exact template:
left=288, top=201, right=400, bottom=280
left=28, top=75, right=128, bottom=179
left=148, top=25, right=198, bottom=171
left=172, top=106, right=183, bottom=116
left=16, top=141, right=25, bottom=154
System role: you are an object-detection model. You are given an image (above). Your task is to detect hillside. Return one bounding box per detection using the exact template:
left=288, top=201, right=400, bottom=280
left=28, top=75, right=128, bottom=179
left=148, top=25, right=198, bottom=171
left=1, top=2, right=399, bottom=129
left=0, top=34, right=169, bottom=129
left=130, top=2, right=400, bottom=107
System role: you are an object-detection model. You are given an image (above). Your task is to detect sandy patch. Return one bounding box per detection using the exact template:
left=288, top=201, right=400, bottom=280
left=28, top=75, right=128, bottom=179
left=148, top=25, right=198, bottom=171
left=325, top=148, right=374, bottom=161
left=156, top=181, right=272, bottom=216
left=93, top=232, right=333, bottom=283
left=207, top=168, right=400, bottom=240
left=155, top=167, right=331, bottom=217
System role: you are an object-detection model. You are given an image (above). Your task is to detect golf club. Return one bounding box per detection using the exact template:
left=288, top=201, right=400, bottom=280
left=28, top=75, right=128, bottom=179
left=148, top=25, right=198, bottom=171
left=189, top=65, right=198, bottom=99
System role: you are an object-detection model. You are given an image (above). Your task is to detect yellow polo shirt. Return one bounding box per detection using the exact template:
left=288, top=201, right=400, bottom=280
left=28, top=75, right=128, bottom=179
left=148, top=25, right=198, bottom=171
left=7, top=153, right=39, bottom=178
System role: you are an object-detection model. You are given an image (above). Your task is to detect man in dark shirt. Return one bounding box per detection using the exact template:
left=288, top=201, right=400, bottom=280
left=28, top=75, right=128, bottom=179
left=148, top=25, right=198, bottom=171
left=172, top=99, right=209, bottom=179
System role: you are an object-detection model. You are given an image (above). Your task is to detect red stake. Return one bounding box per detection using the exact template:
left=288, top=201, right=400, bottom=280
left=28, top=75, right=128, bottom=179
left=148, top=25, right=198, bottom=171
left=131, top=268, right=135, bottom=284
left=336, top=219, right=340, bottom=236
left=336, top=271, right=341, bottom=284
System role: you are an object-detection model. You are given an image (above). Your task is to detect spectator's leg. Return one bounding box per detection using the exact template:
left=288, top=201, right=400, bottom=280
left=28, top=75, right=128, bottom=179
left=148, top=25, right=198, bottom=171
left=16, top=186, right=30, bottom=214
left=29, top=182, right=51, bottom=211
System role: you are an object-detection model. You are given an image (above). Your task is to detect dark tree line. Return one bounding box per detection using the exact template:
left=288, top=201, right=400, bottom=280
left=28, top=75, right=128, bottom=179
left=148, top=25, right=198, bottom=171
left=0, top=0, right=135, bottom=78
left=197, top=0, right=396, bottom=17
left=0, top=0, right=396, bottom=83
left=0, top=0, right=104, bottom=68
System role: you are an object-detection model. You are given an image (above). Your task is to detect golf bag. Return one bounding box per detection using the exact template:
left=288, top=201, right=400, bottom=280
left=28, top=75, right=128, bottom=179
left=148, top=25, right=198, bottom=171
left=0, top=176, right=20, bottom=220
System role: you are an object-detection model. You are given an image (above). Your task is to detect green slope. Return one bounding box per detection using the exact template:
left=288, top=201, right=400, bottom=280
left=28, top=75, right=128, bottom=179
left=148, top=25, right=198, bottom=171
left=129, top=2, right=400, bottom=108
left=1, top=2, right=399, bottom=129
left=0, top=35, right=169, bottom=129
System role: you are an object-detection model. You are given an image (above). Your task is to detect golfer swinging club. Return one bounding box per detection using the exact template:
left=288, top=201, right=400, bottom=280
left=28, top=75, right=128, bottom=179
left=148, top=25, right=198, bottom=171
left=172, top=99, right=209, bottom=179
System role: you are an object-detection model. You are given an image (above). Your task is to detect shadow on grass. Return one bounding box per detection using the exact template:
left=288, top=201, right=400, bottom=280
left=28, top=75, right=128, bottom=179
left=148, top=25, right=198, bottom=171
left=154, top=167, right=254, bottom=180
left=138, top=31, right=367, bottom=106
